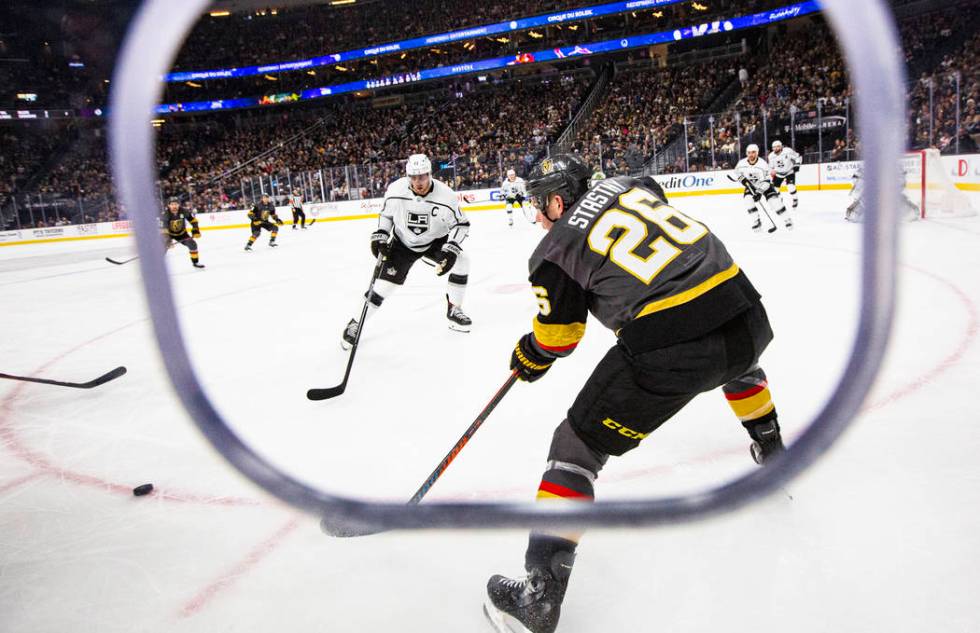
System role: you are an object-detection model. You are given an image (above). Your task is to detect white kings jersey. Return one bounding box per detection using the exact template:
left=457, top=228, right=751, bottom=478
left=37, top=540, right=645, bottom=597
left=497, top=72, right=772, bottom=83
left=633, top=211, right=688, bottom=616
left=734, top=157, right=772, bottom=186
left=501, top=177, right=527, bottom=199
left=378, top=176, right=470, bottom=252
left=767, top=147, right=802, bottom=177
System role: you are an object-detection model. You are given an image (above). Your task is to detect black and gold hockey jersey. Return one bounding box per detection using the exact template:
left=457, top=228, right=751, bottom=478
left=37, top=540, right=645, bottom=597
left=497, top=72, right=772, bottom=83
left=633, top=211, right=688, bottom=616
left=527, top=176, right=761, bottom=357
left=162, top=209, right=199, bottom=238
left=249, top=200, right=277, bottom=223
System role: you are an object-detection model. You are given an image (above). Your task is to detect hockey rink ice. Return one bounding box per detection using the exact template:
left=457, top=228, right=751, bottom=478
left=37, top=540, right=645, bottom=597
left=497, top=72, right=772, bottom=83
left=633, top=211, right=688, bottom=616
left=1, top=189, right=978, bottom=632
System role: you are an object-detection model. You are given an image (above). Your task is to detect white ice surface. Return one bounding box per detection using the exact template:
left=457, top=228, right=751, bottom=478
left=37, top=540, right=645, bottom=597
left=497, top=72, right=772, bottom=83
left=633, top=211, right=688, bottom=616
left=1, top=191, right=978, bottom=633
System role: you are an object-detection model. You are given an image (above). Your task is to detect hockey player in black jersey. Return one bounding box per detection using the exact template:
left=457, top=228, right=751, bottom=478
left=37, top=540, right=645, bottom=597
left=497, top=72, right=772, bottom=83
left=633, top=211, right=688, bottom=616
left=484, top=155, right=785, bottom=633
left=162, top=197, right=204, bottom=268
left=245, top=193, right=283, bottom=251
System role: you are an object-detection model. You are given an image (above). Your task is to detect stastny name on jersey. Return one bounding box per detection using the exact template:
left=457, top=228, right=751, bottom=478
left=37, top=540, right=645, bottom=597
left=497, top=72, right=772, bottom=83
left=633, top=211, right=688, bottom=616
left=566, top=180, right=629, bottom=231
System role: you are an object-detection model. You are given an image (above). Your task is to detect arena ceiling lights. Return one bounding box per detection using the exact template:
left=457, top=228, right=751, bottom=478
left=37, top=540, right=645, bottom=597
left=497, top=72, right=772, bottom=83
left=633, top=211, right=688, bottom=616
left=156, top=1, right=821, bottom=115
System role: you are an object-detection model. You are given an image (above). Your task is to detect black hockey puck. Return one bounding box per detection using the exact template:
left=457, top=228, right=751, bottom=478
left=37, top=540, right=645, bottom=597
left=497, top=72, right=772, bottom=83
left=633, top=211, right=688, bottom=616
left=132, top=483, right=154, bottom=497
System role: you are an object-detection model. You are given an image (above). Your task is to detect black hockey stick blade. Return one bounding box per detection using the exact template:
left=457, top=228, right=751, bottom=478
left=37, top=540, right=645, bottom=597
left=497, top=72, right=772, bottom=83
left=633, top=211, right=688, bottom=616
left=307, top=385, right=346, bottom=400
left=0, top=366, right=127, bottom=389
left=307, top=255, right=386, bottom=401
left=767, top=225, right=778, bottom=234
left=319, top=515, right=384, bottom=538
left=106, top=256, right=139, bottom=265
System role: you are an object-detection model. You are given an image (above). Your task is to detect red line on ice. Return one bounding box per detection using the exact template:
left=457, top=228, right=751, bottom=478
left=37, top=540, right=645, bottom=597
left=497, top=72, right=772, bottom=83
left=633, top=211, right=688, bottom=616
left=0, top=322, right=261, bottom=507
left=178, top=517, right=302, bottom=618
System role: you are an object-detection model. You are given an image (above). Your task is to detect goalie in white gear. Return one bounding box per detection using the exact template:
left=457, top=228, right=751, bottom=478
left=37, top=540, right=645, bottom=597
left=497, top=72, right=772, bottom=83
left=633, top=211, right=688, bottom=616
left=768, top=140, right=802, bottom=210
left=734, top=144, right=792, bottom=231
left=501, top=168, right=529, bottom=225
left=845, top=165, right=919, bottom=222
left=341, top=154, right=472, bottom=349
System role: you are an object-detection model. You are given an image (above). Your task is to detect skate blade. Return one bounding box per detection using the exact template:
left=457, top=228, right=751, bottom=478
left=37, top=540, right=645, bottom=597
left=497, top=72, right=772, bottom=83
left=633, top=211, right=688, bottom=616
left=448, top=323, right=471, bottom=333
left=483, top=600, right=531, bottom=633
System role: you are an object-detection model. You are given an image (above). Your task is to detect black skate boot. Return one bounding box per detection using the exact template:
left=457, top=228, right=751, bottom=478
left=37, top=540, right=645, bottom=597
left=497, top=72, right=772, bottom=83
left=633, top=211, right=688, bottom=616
left=446, top=296, right=471, bottom=333
left=192, top=262, right=206, bottom=269
left=484, top=552, right=573, bottom=633
left=340, top=318, right=359, bottom=350
left=746, top=418, right=785, bottom=464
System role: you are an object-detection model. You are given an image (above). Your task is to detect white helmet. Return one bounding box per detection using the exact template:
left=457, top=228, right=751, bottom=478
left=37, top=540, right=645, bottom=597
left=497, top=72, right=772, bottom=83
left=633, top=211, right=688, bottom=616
left=506, top=168, right=516, bottom=179
left=406, top=154, right=431, bottom=176
left=771, top=140, right=783, bottom=150
left=746, top=144, right=760, bottom=155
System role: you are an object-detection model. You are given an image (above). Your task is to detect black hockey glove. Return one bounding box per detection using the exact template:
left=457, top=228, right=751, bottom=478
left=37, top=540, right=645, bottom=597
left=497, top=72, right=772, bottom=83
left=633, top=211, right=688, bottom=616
left=793, top=165, right=801, bottom=173
left=370, top=230, right=391, bottom=259
left=192, top=229, right=201, bottom=238
left=274, top=216, right=284, bottom=226
left=510, top=333, right=554, bottom=383
left=434, top=241, right=461, bottom=276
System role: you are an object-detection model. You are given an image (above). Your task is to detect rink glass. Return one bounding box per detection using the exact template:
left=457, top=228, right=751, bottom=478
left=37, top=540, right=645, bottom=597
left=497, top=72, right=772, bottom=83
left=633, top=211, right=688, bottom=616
left=109, top=0, right=906, bottom=532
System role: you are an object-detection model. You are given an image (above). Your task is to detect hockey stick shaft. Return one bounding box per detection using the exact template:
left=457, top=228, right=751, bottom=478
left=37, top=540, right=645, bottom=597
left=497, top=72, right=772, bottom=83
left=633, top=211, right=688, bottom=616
left=407, top=370, right=519, bottom=504
left=320, top=370, right=520, bottom=537
left=0, top=366, right=127, bottom=389
left=306, top=253, right=385, bottom=400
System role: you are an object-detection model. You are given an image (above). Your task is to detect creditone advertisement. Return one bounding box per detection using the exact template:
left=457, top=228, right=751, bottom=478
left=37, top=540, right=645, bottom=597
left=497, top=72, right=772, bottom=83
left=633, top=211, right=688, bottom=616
left=2, top=155, right=976, bottom=249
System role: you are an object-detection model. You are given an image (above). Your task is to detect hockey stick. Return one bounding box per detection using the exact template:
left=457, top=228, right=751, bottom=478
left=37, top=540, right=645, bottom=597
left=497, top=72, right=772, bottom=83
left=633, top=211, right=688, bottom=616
left=727, top=174, right=777, bottom=233
left=0, top=366, right=127, bottom=389
left=306, top=253, right=386, bottom=401
left=106, top=256, right=139, bottom=265
left=320, top=370, right=520, bottom=537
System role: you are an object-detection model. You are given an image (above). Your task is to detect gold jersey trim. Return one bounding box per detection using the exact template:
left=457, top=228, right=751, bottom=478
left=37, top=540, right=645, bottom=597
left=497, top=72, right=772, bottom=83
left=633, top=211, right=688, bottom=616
left=635, top=263, right=741, bottom=319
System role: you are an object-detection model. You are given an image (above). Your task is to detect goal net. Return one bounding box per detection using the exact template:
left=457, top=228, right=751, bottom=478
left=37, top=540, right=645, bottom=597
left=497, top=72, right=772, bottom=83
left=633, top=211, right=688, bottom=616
left=902, top=149, right=976, bottom=219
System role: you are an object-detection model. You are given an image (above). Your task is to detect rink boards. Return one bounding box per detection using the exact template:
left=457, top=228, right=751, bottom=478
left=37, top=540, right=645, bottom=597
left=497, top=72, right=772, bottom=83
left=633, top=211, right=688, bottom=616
left=2, top=153, right=978, bottom=248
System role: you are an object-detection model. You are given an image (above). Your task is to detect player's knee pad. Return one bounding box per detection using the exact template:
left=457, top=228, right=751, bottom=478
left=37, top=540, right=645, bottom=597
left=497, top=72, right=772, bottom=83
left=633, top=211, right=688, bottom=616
left=743, top=195, right=758, bottom=213
left=451, top=249, right=470, bottom=276
left=539, top=419, right=609, bottom=500
left=787, top=183, right=797, bottom=195
left=723, top=365, right=776, bottom=425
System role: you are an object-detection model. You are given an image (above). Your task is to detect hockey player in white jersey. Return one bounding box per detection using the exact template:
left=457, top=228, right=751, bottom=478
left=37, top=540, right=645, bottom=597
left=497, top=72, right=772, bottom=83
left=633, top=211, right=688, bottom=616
left=501, top=168, right=528, bottom=225
left=734, top=144, right=792, bottom=231
left=768, top=140, right=802, bottom=210
left=341, top=154, right=472, bottom=349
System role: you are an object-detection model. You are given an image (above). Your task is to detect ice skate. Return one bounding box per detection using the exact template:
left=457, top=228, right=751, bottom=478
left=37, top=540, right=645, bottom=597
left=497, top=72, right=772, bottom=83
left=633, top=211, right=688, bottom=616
left=446, top=300, right=471, bottom=333
left=748, top=419, right=785, bottom=464
left=484, top=554, right=572, bottom=633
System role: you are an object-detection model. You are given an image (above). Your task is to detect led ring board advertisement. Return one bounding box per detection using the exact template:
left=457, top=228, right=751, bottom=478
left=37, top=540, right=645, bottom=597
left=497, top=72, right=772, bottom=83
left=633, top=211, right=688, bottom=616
left=157, top=1, right=822, bottom=115
left=166, top=0, right=688, bottom=82
left=112, top=0, right=906, bottom=532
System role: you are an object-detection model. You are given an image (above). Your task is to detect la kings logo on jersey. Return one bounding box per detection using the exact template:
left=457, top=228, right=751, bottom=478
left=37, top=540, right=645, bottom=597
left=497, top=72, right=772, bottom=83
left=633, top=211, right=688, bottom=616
left=406, top=209, right=433, bottom=235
